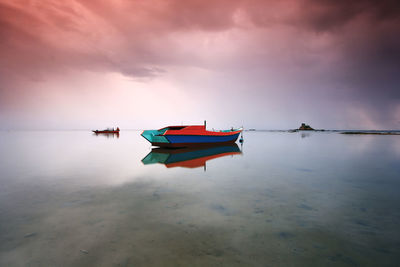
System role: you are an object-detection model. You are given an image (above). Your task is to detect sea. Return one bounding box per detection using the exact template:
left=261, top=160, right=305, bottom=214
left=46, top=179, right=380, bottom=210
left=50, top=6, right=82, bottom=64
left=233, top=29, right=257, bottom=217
left=0, top=130, right=399, bottom=266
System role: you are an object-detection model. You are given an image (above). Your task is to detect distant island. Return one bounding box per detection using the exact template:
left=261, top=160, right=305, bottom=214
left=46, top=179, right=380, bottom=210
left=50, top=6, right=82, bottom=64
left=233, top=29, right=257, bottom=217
left=289, top=123, right=325, bottom=132
left=298, top=123, right=314, bottom=130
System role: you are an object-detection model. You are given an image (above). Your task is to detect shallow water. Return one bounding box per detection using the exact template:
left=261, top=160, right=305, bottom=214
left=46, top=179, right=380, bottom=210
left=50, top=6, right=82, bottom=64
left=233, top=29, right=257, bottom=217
left=0, top=130, right=399, bottom=266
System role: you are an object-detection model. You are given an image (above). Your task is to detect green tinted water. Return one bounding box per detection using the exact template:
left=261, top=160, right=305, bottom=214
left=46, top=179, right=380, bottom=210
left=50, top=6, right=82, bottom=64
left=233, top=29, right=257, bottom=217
left=0, top=131, right=399, bottom=266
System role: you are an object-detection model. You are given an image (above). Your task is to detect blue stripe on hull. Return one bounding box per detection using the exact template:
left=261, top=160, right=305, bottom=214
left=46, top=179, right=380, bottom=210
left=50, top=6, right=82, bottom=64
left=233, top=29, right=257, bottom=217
left=165, top=133, right=240, bottom=144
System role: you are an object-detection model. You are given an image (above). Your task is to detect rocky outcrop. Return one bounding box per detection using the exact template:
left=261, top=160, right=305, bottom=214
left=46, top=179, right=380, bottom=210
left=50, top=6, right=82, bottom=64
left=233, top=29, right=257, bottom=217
left=299, top=123, right=314, bottom=130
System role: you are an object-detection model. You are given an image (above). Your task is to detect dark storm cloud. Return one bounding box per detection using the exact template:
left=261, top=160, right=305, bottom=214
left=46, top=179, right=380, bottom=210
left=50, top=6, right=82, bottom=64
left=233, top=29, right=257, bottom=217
left=295, top=0, right=400, bottom=32
left=316, top=0, right=400, bottom=119
left=282, top=0, right=400, bottom=124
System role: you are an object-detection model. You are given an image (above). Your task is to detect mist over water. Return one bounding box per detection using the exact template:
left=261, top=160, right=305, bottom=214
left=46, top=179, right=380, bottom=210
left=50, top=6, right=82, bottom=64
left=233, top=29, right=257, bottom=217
left=0, top=131, right=399, bottom=266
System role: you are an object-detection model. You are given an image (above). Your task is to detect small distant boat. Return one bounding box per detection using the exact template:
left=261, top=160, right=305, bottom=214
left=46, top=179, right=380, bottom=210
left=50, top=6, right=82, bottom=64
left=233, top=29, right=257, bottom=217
left=141, top=121, right=243, bottom=148
left=92, top=127, right=120, bottom=134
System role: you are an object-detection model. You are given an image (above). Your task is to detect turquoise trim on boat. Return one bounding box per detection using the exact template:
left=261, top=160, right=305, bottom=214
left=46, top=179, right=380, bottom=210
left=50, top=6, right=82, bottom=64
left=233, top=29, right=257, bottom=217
left=141, top=129, right=169, bottom=143
left=219, top=129, right=240, bottom=133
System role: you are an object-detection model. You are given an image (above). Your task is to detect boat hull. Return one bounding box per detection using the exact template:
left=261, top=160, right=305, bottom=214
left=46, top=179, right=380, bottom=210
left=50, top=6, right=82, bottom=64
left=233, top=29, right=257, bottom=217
left=166, top=133, right=239, bottom=144
left=151, top=138, right=239, bottom=148
left=141, top=125, right=242, bottom=148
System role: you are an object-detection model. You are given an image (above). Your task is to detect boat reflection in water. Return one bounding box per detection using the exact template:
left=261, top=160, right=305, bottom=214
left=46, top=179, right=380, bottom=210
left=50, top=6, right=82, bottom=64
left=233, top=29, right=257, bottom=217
left=142, top=144, right=241, bottom=170
left=92, top=132, right=120, bottom=138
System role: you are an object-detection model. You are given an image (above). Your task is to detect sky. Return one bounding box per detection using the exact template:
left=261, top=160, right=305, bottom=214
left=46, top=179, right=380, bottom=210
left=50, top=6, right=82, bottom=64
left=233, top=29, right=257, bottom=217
left=0, top=0, right=399, bottom=130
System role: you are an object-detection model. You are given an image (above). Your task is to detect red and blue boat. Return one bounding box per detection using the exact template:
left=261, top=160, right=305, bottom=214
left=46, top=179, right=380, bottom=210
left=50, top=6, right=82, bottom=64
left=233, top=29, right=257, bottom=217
left=141, top=122, right=243, bottom=148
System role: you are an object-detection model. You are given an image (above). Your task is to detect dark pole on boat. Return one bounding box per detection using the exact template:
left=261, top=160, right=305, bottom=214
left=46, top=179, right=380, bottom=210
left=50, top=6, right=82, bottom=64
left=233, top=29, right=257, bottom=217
left=240, top=127, right=244, bottom=151
left=239, top=127, right=244, bottom=143
left=204, top=120, right=206, bottom=129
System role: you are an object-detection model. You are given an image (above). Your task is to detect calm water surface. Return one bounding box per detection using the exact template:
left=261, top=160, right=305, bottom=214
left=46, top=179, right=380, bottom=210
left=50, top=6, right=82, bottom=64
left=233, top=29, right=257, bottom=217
left=0, top=130, right=399, bottom=266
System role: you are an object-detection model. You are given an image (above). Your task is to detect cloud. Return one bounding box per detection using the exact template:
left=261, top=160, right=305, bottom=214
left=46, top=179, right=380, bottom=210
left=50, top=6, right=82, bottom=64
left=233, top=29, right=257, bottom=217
left=0, top=0, right=399, bottom=128
left=1, top=0, right=399, bottom=75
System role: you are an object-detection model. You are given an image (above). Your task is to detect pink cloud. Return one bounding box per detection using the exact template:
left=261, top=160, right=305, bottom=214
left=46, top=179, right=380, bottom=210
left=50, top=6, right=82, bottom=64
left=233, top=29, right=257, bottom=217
left=0, top=0, right=399, bottom=129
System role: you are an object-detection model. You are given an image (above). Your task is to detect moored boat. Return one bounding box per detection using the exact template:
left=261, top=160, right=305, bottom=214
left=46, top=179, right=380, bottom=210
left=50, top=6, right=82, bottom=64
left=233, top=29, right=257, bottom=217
left=141, top=122, right=242, bottom=148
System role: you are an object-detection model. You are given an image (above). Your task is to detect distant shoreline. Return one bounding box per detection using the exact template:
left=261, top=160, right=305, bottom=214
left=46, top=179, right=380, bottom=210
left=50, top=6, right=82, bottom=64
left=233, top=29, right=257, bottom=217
left=340, top=131, right=400, bottom=135
left=243, top=129, right=400, bottom=135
